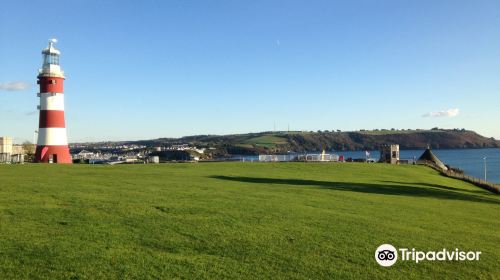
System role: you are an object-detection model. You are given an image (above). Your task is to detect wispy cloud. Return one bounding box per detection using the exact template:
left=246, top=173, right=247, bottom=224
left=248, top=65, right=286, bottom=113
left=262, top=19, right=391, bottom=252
left=25, top=111, right=37, bottom=116
left=422, top=108, right=460, bottom=118
left=0, top=81, right=30, bottom=91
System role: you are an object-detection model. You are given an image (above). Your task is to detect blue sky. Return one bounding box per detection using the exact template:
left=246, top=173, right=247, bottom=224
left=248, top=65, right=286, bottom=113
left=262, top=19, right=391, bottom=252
left=1, top=0, right=499, bottom=143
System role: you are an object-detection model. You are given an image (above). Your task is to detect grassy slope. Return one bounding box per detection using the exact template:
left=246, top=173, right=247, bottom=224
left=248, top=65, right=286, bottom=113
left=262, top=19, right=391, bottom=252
left=242, top=135, right=288, bottom=148
left=357, top=129, right=437, bottom=135
left=0, top=163, right=499, bottom=279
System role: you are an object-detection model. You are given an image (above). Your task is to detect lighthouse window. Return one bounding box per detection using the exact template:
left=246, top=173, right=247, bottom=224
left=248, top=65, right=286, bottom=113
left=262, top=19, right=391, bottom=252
left=43, top=54, right=60, bottom=65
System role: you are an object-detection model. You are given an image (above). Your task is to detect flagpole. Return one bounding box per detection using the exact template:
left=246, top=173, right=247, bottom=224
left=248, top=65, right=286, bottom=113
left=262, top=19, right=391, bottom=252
left=483, top=157, right=487, bottom=181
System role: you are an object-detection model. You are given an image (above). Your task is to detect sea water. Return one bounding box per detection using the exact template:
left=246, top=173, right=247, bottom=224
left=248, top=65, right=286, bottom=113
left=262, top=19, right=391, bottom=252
left=340, top=148, right=500, bottom=184
left=233, top=148, right=500, bottom=184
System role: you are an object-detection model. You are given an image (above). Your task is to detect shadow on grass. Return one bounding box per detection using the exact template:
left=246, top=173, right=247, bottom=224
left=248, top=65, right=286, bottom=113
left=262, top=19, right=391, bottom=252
left=210, top=176, right=500, bottom=205
left=380, top=180, right=490, bottom=195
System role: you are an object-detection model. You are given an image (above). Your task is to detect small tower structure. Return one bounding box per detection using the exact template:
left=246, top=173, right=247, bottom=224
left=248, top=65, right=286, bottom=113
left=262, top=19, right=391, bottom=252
left=379, top=144, right=400, bottom=164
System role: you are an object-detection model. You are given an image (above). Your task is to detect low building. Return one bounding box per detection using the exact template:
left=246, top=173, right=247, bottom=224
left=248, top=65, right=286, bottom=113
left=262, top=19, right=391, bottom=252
left=148, top=156, right=160, bottom=164
left=12, top=145, right=24, bottom=155
left=74, top=150, right=96, bottom=160
left=0, top=137, right=24, bottom=164
left=0, top=136, right=13, bottom=154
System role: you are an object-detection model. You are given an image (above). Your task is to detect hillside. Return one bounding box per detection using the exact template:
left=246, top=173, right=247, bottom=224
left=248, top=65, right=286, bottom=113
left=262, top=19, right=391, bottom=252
left=0, top=163, right=498, bottom=279
left=129, top=129, right=500, bottom=156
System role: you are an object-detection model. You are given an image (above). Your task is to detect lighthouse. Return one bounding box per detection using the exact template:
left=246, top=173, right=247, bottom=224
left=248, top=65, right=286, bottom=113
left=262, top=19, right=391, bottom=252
left=34, top=39, right=72, bottom=164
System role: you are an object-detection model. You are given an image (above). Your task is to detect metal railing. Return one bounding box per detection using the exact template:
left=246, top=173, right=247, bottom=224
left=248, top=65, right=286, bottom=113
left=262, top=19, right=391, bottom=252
left=420, top=162, right=499, bottom=194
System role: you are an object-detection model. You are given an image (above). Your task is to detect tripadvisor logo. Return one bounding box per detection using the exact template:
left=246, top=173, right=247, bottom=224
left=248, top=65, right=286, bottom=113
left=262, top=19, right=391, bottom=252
left=375, top=244, right=481, bottom=267
left=375, top=244, right=398, bottom=267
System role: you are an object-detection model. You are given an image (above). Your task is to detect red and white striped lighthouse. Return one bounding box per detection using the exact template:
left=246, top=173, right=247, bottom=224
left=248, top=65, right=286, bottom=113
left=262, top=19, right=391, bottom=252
left=34, top=39, right=72, bottom=164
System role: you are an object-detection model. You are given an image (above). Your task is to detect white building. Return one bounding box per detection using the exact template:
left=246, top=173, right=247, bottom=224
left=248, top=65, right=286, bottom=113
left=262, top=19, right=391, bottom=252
left=73, top=150, right=96, bottom=160
left=0, top=137, right=13, bottom=163
left=0, top=137, right=24, bottom=164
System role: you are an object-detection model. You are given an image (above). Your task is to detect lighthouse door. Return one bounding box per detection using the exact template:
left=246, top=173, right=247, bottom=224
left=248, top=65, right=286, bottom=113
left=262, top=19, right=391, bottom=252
left=48, top=154, right=57, bottom=163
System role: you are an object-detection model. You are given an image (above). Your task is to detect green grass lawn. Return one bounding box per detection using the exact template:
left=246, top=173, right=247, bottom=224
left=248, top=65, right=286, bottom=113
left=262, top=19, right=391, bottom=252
left=0, top=163, right=499, bottom=279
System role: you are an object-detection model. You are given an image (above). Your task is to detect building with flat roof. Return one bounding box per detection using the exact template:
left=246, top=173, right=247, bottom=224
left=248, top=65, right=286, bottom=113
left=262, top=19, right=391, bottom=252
left=0, top=136, right=13, bottom=154
left=0, top=137, right=25, bottom=164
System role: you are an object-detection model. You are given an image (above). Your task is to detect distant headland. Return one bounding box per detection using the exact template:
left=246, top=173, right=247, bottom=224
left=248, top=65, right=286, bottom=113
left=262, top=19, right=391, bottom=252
left=72, top=128, right=499, bottom=157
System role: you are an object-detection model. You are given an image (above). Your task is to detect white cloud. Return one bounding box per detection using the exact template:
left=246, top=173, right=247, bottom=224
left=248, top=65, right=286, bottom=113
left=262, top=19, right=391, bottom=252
left=422, top=108, right=460, bottom=118
left=0, top=81, right=30, bottom=91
